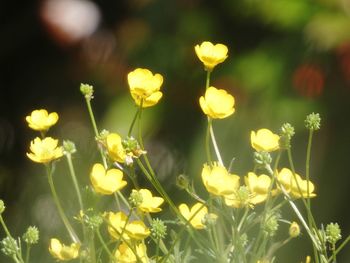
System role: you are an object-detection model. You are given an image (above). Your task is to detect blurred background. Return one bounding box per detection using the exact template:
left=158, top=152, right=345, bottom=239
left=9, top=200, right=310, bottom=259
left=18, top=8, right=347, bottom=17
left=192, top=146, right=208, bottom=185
left=1, top=0, right=350, bottom=262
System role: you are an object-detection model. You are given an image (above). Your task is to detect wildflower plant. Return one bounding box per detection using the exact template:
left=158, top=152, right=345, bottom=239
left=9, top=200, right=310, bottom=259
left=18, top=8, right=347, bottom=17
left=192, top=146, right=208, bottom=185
left=0, top=41, right=349, bottom=263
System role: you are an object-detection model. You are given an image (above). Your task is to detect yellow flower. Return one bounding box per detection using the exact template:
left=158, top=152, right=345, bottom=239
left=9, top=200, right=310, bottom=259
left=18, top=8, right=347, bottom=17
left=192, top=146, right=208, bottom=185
left=250, top=129, right=280, bottom=152
left=136, top=189, right=164, bottom=213
left=195, top=41, right=228, bottom=71
left=27, top=137, right=63, bottom=163
left=114, top=242, right=148, bottom=263
left=107, top=211, right=150, bottom=241
left=199, top=86, right=235, bottom=119
left=127, top=68, right=163, bottom=107
left=224, top=186, right=251, bottom=209
left=90, top=163, right=127, bottom=195
left=48, top=238, right=80, bottom=261
left=106, top=133, right=126, bottom=163
left=201, top=163, right=240, bottom=196
left=277, top=168, right=316, bottom=199
left=26, top=109, right=59, bottom=131
left=179, top=203, right=212, bottom=229
left=244, top=172, right=271, bottom=204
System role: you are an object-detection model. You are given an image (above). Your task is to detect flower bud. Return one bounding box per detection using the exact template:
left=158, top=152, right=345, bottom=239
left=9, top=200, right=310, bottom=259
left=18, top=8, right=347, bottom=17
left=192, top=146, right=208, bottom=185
left=80, top=83, right=94, bottom=100
left=1, top=237, right=19, bottom=257
left=63, top=140, right=77, bottom=155
left=254, top=151, right=272, bottom=168
left=326, top=222, right=342, bottom=244
left=279, top=123, right=295, bottom=150
left=289, top=221, right=300, bottom=238
left=151, top=218, right=167, bottom=240
left=305, top=113, right=321, bottom=131
left=129, top=189, right=143, bottom=208
left=0, top=200, right=5, bottom=214
left=176, top=174, right=190, bottom=190
left=23, top=226, right=39, bottom=244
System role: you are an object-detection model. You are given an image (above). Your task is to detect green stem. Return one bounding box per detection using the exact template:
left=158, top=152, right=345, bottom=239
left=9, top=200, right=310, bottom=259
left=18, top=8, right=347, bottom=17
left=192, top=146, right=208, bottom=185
left=332, top=234, right=350, bottom=260
left=65, top=154, right=84, bottom=212
left=96, top=229, right=114, bottom=260
left=88, top=231, right=96, bottom=263
left=25, top=245, right=30, bottom=263
left=209, top=120, right=223, bottom=165
left=0, top=215, right=12, bottom=238
left=128, top=107, right=140, bottom=137
left=46, top=165, right=80, bottom=243
left=206, top=71, right=211, bottom=90
left=205, top=119, right=212, bottom=164
left=84, top=97, right=107, bottom=168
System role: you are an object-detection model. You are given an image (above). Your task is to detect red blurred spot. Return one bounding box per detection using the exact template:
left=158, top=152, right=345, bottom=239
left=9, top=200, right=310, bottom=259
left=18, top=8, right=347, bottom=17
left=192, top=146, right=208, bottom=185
left=336, top=42, right=350, bottom=83
left=292, top=64, right=324, bottom=98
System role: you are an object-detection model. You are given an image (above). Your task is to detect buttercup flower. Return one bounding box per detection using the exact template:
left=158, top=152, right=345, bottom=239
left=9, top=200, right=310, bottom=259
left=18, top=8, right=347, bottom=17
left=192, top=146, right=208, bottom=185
left=289, top=221, right=300, bottom=238
left=90, top=163, right=127, bottom=195
left=244, top=172, right=272, bottom=204
left=195, top=41, right=228, bottom=71
left=114, top=242, right=148, bottom=263
left=199, top=86, right=235, bottom=119
left=135, top=189, right=164, bottom=213
left=106, top=133, right=126, bottom=163
left=27, top=137, right=63, bottom=163
left=26, top=109, right=58, bottom=131
left=277, top=168, right=316, bottom=199
left=48, top=238, right=80, bottom=261
left=127, top=68, right=163, bottom=107
left=107, top=211, right=150, bottom=240
left=251, top=129, right=280, bottom=152
left=201, top=163, right=240, bottom=196
left=179, top=203, right=212, bottom=229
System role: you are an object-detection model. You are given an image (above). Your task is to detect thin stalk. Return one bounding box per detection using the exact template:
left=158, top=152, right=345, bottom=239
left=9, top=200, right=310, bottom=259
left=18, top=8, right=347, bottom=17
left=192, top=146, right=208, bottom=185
left=205, top=71, right=211, bottom=90
left=96, top=229, right=114, bottom=260
left=205, top=119, right=212, bottom=164
left=305, top=130, right=313, bottom=215
left=84, top=97, right=107, bottom=168
left=46, top=165, right=80, bottom=243
left=25, top=245, right=30, bottom=263
left=0, top=216, right=12, bottom=238
left=332, top=234, right=350, bottom=260
left=128, top=107, right=140, bottom=137
left=209, top=120, right=224, bottom=166
left=65, top=154, right=84, bottom=212
left=88, top=231, right=96, bottom=263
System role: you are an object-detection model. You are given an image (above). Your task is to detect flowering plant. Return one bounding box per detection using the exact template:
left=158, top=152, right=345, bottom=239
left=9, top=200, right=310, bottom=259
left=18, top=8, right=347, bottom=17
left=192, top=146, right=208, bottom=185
left=0, top=41, right=348, bottom=263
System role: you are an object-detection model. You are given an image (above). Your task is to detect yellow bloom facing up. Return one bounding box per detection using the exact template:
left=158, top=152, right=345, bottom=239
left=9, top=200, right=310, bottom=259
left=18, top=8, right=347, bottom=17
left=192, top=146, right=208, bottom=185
left=199, top=86, right=235, bottom=119
left=49, top=238, right=80, bottom=261
left=250, top=128, right=280, bottom=152
left=106, top=133, right=126, bottom=163
left=27, top=137, right=63, bottom=163
left=179, top=203, right=211, bottom=229
left=201, top=163, right=240, bottom=196
left=26, top=109, right=59, bottom=131
left=136, top=189, right=164, bottom=213
left=195, top=41, right=228, bottom=71
left=114, top=242, right=148, bottom=263
left=244, top=172, right=272, bottom=205
left=127, top=68, right=163, bottom=107
left=277, top=168, right=316, bottom=199
left=90, top=163, right=127, bottom=195
left=107, top=211, right=150, bottom=241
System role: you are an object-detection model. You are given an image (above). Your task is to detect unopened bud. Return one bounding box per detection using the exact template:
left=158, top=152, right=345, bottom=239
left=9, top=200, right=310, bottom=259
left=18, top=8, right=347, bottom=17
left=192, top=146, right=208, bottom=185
left=305, top=113, right=321, bottom=131
left=23, top=226, right=39, bottom=244
left=289, top=221, right=300, bottom=238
